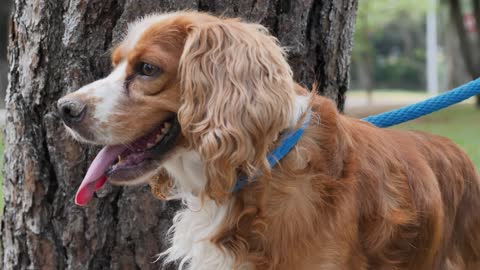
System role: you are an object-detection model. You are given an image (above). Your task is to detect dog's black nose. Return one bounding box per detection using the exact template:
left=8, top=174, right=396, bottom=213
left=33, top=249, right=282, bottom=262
left=57, top=99, right=86, bottom=124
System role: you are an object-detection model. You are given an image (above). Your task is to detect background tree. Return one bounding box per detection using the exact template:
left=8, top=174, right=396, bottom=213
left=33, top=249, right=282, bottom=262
left=446, top=0, right=480, bottom=107
left=1, top=0, right=358, bottom=269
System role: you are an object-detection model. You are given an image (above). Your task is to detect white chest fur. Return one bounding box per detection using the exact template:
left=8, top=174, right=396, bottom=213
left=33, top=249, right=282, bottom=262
left=160, top=198, right=236, bottom=270
left=158, top=150, right=237, bottom=270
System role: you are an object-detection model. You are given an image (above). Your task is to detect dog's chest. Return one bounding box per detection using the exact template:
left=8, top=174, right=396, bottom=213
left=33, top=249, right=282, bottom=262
left=162, top=199, right=242, bottom=270
left=159, top=150, right=250, bottom=269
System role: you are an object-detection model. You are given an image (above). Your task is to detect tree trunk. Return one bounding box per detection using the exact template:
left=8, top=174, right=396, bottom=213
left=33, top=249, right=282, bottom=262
left=448, top=0, right=480, bottom=107
left=1, top=0, right=358, bottom=269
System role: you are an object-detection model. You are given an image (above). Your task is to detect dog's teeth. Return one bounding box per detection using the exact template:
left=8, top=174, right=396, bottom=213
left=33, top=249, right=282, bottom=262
left=161, top=127, right=169, bottom=134
left=164, top=122, right=171, bottom=128
left=117, top=155, right=122, bottom=162
left=147, top=142, right=155, bottom=149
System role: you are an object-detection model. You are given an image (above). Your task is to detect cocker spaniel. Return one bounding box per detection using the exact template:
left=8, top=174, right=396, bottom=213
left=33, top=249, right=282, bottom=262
left=57, top=11, right=480, bottom=270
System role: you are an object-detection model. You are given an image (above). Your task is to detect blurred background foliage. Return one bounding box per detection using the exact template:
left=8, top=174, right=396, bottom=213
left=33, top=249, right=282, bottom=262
left=351, top=0, right=480, bottom=94
left=348, top=0, right=480, bottom=171
left=352, top=0, right=429, bottom=91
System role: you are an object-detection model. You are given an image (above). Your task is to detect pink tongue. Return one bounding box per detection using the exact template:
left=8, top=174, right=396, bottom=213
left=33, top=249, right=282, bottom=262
left=75, top=145, right=127, bottom=206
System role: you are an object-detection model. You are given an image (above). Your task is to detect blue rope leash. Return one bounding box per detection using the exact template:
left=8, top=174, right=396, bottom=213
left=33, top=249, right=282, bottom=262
left=232, top=110, right=312, bottom=192
left=233, top=79, right=479, bottom=192
left=362, top=78, right=480, bottom=127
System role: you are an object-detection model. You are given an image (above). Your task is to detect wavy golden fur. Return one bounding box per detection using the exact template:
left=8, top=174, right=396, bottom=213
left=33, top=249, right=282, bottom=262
left=60, top=11, right=480, bottom=269
left=151, top=12, right=480, bottom=269
left=178, top=19, right=296, bottom=202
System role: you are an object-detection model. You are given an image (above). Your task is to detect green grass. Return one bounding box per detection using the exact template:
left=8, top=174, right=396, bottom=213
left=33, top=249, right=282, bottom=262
left=395, top=105, right=480, bottom=168
left=348, top=89, right=479, bottom=168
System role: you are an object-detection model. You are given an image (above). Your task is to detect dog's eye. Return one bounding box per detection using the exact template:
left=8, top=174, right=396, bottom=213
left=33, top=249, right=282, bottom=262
left=138, top=62, right=160, bottom=77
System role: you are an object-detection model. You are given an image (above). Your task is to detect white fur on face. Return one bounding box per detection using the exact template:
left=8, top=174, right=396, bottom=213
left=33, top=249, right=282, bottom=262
left=89, top=61, right=126, bottom=123
left=86, top=62, right=127, bottom=124
left=64, top=14, right=180, bottom=145
left=68, top=61, right=127, bottom=144
left=123, top=13, right=177, bottom=52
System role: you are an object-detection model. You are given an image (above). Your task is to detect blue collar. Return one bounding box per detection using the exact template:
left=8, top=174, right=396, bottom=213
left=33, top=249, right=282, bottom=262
left=232, top=109, right=312, bottom=192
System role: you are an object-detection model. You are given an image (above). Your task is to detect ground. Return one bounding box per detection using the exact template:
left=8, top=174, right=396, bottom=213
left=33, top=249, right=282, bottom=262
left=0, top=93, right=478, bottom=214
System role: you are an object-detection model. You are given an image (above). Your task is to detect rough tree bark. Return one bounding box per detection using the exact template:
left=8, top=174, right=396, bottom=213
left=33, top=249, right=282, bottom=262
left=1, top=0, right=358, bottom=269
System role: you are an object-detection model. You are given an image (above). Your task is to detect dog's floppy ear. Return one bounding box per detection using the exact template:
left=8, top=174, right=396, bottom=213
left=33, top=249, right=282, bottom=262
left=178, top=19, right=296, bottom=202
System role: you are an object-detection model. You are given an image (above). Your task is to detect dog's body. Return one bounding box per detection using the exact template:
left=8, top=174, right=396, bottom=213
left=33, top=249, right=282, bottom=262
left=159, top=92, right=480, bottom=270
left=57, top=12, right=480, bottom=270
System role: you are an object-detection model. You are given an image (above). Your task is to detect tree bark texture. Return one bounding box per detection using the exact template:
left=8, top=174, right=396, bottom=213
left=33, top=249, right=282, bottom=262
left=1, top=0, right=358, bottom=269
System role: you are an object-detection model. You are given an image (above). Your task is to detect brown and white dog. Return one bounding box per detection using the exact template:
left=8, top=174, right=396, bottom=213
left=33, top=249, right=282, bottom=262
left=57, top=11, right=480, bottom=270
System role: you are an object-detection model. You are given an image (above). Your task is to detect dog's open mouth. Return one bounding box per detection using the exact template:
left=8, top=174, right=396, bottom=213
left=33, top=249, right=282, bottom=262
left=75, top=117, right=181, bottom=206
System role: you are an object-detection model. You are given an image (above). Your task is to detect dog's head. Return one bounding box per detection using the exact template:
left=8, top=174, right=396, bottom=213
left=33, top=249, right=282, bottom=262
left=58, top=12, right=300, bottom=205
